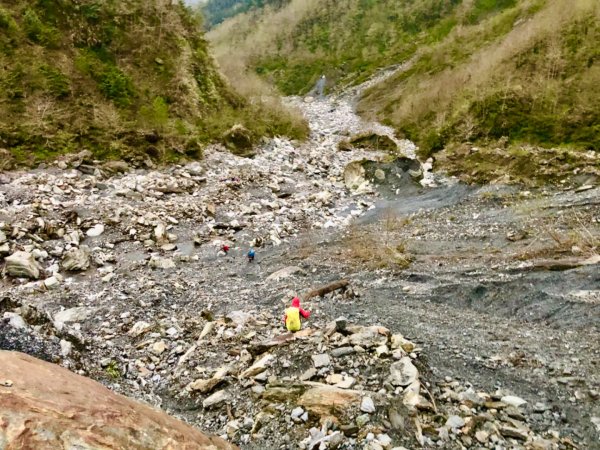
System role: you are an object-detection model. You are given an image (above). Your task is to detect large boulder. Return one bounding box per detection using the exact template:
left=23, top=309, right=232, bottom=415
left=343, top=132, right=399, bottom=153
left=298, top=385, right=362, bottom=419
left=0, top=351, right=237, bottom=450
left=344, top=157, right=423, bottom=195
left=4, top=251, right=42, bottom=279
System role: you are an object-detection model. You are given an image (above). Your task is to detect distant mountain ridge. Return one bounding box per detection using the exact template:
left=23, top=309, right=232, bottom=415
left=201, top=0, right=287, bottom=27
left=208, top=0, right=599, bottom=171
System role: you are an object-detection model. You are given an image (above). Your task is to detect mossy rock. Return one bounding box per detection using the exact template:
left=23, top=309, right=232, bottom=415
left=347, top=132, right=398, bottom=153
left=222, top=124, right=256, bottom=158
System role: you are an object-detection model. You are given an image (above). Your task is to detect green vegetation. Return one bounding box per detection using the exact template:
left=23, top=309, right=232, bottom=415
left=208, top=0, right=468, bottom=95
left=0, top=0, right=307, bottom=168
left=201, top=0, right=288, bottom=27
left=105, top=361, right=121, bottom=380
left=359, top=0, right=600, bottom=157
left=209, top=0, right=599, bottom=173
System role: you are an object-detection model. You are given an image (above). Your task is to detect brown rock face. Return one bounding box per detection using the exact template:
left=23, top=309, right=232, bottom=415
left=0, top=351, right=237, bottom=450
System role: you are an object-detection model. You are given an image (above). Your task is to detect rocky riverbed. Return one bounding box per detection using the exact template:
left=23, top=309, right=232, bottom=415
left=1, top=85, right=599, bottom=450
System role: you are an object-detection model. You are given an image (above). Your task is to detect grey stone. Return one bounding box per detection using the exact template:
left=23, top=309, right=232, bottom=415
left=312, top=353, right=331, bottom=368
left=389, top=357, right=418, bottom=386
left=62, top=246, right=91, bottom=272
left=54, top=307, right=96, bottom=327
left=445, top=415, right=465, bottom=429
left=356, top=414, right=370, bottom=428
left=4, top=251, right=42, bottom=279
left=331, top=347, right=355, bottom=357
left=501, top=395, right=528, bottom=408
left=202, top=390, right=230, bottom=408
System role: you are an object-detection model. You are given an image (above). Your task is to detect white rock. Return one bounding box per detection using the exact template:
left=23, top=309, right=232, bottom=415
left=501, top=395, right=528, bottom=408
left=44, top=276, right=60, bottom=289
left=291, top=407, right=305, bottom=420
left=54, top=307, right=96, bottom=328
left=266, top=266, right=304, bottom=282
left=312, top=353, right=331, bottom=368
left=376, top=433, right=392, bottom=448
left=203, top=390, right=230, bottom=408
left=152, top=341, right=168, bottom=355
left=375, top=345, right=389, bottom=357
left=361, top=396, right=376, bottom=413
left=154, top=223, right=167, bottom=243
left=149, top=256, right=175, bottom=269
left=240, top=354, right=275, bottom=378
left=3, top=312, right=28, bottom=330
left=128, top=321, right=151, bottom=337
left=62, top=246, right=91, bottom=272
left=60, top=339, right=73, bottom=357
left=86, top=224, right=105, bottom=237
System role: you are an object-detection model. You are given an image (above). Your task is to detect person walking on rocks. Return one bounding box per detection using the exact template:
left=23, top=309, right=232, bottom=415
left=247, top=248, right=255, bottom=263
left=284, top=297, right=310, bottom=332
left=220, top=244, right=230, bottom=256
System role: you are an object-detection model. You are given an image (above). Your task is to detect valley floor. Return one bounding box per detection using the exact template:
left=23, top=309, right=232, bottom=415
left=1, top=89, right=598, bottom=449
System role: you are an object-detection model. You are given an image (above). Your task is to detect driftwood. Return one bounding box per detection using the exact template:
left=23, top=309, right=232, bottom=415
left=303, top=279, right=349, bottom=301
left=531, top=254, right=600, bottom=272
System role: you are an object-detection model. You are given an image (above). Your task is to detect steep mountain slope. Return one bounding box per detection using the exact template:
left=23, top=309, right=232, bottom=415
left=358, top=0, right=600, bottom=159
left=208, top=0, right=599, bottom=180
left=0, top=0, right=306, bottom=168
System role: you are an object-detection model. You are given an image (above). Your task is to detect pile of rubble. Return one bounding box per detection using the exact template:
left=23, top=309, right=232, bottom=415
left=0, top=94, right=430, bottom=294
left=0, top=284, right=569, bottom=450
left=165, top=312, right=576, bottom=450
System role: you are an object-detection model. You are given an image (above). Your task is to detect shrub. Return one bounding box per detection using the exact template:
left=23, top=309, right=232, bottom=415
left=0, top=7, right=17, bottom=30
left=139, top=97, right=170, bottom=130
left=40, top=65, right=71, bottom=98
left=98, top=66, right=134, bottom=106
left=22, top=8, right=60, bottom=47
left=76, top=50, right=134, bottom=107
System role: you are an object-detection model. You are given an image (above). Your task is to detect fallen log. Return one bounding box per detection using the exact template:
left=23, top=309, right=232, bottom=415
left=531, top=254, right=600, bottom=272
left=303, top=279, right=349, bottom=301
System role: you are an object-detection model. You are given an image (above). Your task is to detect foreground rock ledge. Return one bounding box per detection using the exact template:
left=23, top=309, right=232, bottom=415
left=0, top=351, right=237, bottom=450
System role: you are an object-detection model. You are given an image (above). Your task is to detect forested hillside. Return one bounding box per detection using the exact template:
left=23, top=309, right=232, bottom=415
left=201, top=0, right=287, bottom=27
left=0, top=0, right=306, bottom=168
left=208, top=0, right=599, bottom=162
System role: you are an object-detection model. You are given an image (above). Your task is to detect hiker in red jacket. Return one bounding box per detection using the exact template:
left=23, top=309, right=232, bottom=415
left=220, top=244, right=230, bottom=255
left=283, top=297, right=311, bottom=331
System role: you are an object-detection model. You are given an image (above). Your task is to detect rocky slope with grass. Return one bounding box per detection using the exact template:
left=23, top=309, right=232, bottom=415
left=1, top=78, right=599, bottom=449
left=0, top=0, right=306, bottom=169
left=207, top=0, right=599, bottom=182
